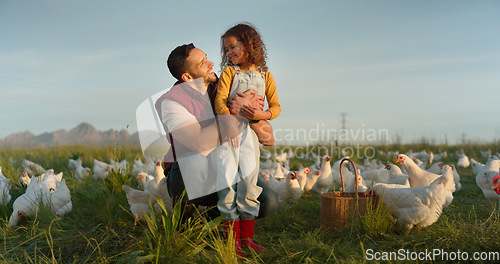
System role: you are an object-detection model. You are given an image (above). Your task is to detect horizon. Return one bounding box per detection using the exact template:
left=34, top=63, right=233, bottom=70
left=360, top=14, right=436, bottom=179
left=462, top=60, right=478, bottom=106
left=2, top=1, right=500, bottom=145
left=1, top=121, right=498, bottom=147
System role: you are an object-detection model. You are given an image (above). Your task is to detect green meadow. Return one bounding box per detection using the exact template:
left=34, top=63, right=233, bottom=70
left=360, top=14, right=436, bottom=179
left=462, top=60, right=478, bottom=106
left=0, top=143, right=499, bottom=263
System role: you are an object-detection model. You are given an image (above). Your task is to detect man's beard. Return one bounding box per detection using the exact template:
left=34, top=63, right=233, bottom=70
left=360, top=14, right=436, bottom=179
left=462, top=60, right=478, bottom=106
left=207, top=73, right=218, bottom=84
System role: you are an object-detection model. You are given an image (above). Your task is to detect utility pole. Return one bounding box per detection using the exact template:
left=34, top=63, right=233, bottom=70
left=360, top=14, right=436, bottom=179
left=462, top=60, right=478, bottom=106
left=340, top=112, right=348, bottom=130
left=339, top=112, right=348, bottom=145
left=495, top=127, right=500, bottom=145
left=460, top=133, right=467, bottom=145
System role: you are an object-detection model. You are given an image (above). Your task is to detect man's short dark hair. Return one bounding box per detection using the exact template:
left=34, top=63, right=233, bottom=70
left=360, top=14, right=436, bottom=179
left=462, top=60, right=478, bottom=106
left=167, top=43, right=196, bottom=81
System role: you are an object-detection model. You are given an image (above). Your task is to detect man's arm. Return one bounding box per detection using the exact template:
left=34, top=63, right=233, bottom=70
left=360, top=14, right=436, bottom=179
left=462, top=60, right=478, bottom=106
left=171, top=120, right=220, bottom=154
left=162, top=100, right=221, bottom=154
left=171, top=115, right=246, bottom=154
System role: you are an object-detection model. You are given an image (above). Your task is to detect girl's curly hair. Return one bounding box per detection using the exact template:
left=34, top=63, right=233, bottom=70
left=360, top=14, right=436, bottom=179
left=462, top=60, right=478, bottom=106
left=220, top=22, right=268, bottom=72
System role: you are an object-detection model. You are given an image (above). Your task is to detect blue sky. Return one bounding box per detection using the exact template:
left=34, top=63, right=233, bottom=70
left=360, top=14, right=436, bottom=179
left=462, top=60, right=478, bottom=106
left=1, top=0, right=499, bottom=145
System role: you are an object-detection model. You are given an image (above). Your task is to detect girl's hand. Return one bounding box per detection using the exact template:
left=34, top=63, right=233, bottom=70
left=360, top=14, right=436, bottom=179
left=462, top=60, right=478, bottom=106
left=228, top=135, right=242, bottom=148
left=241, top=105, right=269, bottom=121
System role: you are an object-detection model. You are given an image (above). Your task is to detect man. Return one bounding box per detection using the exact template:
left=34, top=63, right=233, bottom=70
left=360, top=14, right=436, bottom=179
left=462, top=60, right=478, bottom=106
left=155, top=43, right=277, bottom=255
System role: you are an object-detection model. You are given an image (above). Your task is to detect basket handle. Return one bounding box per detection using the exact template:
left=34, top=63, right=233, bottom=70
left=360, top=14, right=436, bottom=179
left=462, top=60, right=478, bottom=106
left=339, top=158, right=359, bottom=195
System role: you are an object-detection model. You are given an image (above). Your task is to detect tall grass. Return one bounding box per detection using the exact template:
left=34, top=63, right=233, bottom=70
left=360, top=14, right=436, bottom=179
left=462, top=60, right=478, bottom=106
left=103, top=168, right=134, bottom=194
left=346, top=198, right=395, bottom=237
left=141, top=195, right=221, bottom=263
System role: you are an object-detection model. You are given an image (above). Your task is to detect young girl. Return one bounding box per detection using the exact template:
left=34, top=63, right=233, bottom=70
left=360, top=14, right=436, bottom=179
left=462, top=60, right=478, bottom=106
left=215, top=23, right=281, bottom=124
left=214, top=22, right=280, bottom=256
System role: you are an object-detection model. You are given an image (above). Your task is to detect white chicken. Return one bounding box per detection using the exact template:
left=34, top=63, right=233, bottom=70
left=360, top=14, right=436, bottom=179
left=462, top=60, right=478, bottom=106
left=22, top=159, right=46, bottom=176
left=456, top=153, right=470, bottom=168
left=143, top=161, right=165, bottom=192
left=109, top=158, right=128, bottom=174
left=475, top=158, right=500, bottom=201
left=123, top=185, right=156, bottom=223
left=0, top=168, right=12, bottom=206
left=295, top=167, right=311, bottom=192
left=93, top=158, right=110, bottom=168
left=409, top=156, right=427, bottom=169
left=439, top=165, right=456, bottom=207
left=489, top=174, right=500, bottom=205
left=137, top=172, right=155, bottom=190
left=433, top=151, right=447, bottom=161
left=269, top=171, right=302, bottom=208
left=68, top=157, right=83, bottom=171
left=372, top=167, right=454, bottom=230
left=132, top=158, right=145, bottom=177
left=312, top=156, right=333, bottom=194
left=424, top=162, right=460, bottom=191
left=361, top=166, right=390, bottom=186
left=362, top=158, right=383, bottom=171
left=41, top=179, right=72, bottom=217
left=144, top=157, right=157, bottom=175
left=396, top=154, right=440, bottom=187
left=38, top=170, right=63, bottom=195
left=449, top=165, right=462, bottom=192
left=303, top=169, right=321, bottom=192
left=385, top=164, right=409, bottom=187
left=93, top=159, right=111, bottom=180
left=122, top=177, right=172, bottom=223
left=74, top=164, right=91, bottom=181
left=260, top=160, right=277, bottom=176
left=274, top=151, right=288, bottom=164
left=270, top=162, right=286, bottom=181
left=409, top=150, right=434, bottom=166
left=9, top=176, right=42, bottom=226
left=344, top=173, right=368, bottom=193
left=18, top=171, right=31, bottom=186
left=35, top=169, right=54, bottom=182
left=470, top=158, right=485, bottom=176
left=481, top=149, right=492, bottom=158
left=427, top=162, right=444, bottom=174
left=331, top=161, right=356, bottom=190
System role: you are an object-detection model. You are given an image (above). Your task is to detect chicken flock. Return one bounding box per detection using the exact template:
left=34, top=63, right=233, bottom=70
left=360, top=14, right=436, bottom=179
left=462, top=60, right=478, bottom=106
left=258, top=148, right=499, bottom=230
left=1, top=148, right=499, bottom=231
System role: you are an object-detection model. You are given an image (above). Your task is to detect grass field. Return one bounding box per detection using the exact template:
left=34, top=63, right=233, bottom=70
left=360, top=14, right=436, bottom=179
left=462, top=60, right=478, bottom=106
left=1, top=143, right=500, bottom=263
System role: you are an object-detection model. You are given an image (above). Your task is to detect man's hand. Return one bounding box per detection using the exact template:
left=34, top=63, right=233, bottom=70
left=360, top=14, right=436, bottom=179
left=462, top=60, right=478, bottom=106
left=228, top=90, right=264, bottom=116
left=240, top=105, right=271, bottom=121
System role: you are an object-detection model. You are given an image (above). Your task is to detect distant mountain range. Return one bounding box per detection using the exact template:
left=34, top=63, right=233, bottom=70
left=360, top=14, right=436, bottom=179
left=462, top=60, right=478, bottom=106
left=0, top=123, right=140, bottom=148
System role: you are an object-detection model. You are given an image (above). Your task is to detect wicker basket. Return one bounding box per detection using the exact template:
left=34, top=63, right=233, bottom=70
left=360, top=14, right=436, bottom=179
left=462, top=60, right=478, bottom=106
left=320, top=158, right=378, bottom=231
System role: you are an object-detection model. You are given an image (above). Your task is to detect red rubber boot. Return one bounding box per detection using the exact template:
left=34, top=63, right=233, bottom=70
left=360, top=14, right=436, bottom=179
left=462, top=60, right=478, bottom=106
left=222, top=220, right=245, bottom=257
left=240, top=219, right=266, bottom=252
